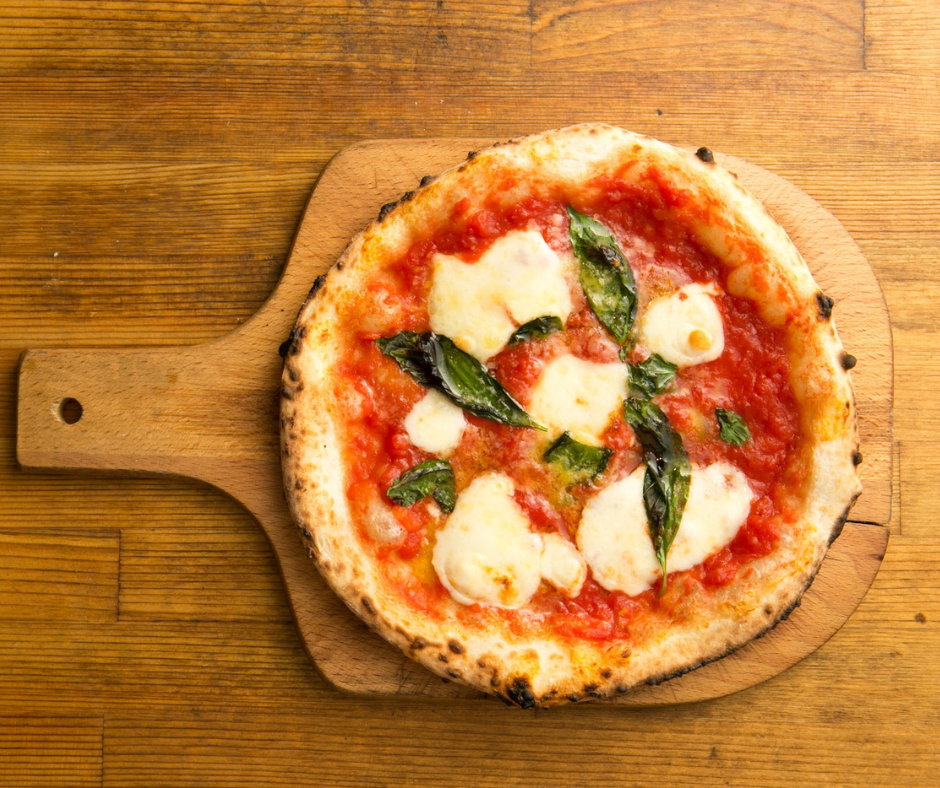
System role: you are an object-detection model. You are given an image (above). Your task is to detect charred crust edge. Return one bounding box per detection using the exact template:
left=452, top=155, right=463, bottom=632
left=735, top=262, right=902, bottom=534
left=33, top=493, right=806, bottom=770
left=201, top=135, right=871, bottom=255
left=840, top=352, right=858, bottom=371
left=505, top=677, right=536, bottom=709
left=279, top=275, right=325, bottom=357
left=816, top=292, right=835, bottom=321
left=695, top=147, right=715, bottom=164
left=828, top=491, right=861, bottom=546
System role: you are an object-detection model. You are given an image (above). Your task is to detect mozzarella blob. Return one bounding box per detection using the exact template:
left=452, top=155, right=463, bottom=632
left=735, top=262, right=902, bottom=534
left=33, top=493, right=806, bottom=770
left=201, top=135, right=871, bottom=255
left=404, top=390, right=467, bottom=456
left=528, top=354, right=628, bottom=446
left=432, top=473, right=544, bottom=608
left=639, top=283, right=725, bottom=367
left=427, top=229, right=573, bottom=361
left=540, top=532, right=587, bottom=598
left=577, top=462, right=754, bottom=595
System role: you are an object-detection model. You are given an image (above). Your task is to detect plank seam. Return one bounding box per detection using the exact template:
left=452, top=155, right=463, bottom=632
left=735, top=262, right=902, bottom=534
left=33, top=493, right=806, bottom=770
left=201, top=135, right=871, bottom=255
left=861, top=0, right=867, bottom=71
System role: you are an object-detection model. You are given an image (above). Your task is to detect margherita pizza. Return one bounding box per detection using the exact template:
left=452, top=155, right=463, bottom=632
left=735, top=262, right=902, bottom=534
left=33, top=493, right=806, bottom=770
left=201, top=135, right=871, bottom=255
left=280, top=125, right=861, bottom=707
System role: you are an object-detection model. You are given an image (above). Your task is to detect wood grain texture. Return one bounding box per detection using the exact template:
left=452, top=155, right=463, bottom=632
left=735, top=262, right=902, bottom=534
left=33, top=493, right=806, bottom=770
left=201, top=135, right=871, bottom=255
left=0, top=530, right=119, bottom=622
left=0, top=718, right=102, bottom=788
left=532, top=0, right=864, bottom=71
left=15, top=139, right=890, bottom=705
left=0, top=0, right=933, bottom=783
left=866, top=0, right=940, bottom=71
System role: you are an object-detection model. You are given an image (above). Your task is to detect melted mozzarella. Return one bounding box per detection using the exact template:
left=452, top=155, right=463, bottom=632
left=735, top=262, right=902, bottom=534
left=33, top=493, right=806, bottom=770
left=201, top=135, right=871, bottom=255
left=432, top=473, right=543, bottom=608
left=363, top=498, right=406, bottom=545
left=577, top=462, right=754, bottom=595
left=668, top=462, right=754, bottom=573
left=540, top=532, right=587, bottom=597
left=577, top=466, right=659, bottom=596
left=528, top=354, right=628, bottom=446
left=427, top=229, right=573, bottom=361
left=639, top=283, right=725, bottom=367
left=404, top=390, right=466, bottom=456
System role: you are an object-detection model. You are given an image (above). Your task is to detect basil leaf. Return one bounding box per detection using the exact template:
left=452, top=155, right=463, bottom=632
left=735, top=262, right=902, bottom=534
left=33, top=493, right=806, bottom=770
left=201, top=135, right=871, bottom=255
left=386, top=459, right=456, bottom=513
left=716, top=408, right=750, bottom=446
left=376, top=331, right=544, bottom=430
left=543, top=432, right=613, bottom=486
left=628, top=354, right=678, bottom=399
left=623, top=399, right=691, bottom=595
left=508, top=315, right=563, bottom=346
left=567, top=205, right=638, bottom=346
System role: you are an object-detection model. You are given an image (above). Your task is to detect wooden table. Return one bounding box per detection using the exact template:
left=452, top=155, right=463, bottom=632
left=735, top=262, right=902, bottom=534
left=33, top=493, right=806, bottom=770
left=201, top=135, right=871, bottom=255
left=0, top=2, right=935, bottom=785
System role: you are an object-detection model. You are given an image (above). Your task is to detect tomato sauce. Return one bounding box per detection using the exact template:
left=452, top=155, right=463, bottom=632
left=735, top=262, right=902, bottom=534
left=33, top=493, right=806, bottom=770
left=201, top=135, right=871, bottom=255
left=334, top=171, right=805, bottom=645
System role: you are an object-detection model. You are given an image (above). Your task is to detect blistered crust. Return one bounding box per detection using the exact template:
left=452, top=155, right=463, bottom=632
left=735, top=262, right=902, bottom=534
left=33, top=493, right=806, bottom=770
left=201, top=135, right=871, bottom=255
left=281, top=125, right=862, bottom=707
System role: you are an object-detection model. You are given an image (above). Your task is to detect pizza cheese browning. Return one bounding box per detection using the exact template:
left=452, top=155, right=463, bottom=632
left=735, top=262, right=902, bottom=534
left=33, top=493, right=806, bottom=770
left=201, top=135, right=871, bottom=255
left=281, top=125, right=861, bottom=707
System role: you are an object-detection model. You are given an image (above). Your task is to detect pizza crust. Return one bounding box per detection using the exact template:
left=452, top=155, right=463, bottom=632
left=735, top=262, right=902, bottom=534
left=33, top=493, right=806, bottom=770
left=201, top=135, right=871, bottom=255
left=281, top=125, right=861, bottom=707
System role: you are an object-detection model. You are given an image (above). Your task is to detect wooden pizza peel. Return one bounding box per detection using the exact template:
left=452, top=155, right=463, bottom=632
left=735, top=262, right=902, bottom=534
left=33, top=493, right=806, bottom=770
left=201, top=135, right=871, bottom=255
left=15, top=139, right=892, bottom=706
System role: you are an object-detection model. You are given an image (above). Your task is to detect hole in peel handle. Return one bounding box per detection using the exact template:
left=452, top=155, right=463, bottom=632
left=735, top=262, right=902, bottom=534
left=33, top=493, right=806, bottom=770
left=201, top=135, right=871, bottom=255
left=56, top=398, right=83, bottom=424
left=16, top=346, right=208, bottom=475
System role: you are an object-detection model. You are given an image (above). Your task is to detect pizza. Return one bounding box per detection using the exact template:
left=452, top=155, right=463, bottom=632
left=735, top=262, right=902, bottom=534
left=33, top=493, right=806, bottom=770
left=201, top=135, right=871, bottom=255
left=280, top=125, right=862, bottom=707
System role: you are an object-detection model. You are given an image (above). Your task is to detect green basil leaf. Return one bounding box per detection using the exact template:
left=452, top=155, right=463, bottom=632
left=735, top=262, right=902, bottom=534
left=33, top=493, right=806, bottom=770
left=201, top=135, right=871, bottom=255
left=628, top=354, right=678, bottom=399
left=386, top=459, right=456, bottom=513
left=623, top=399, right=691, bottom=595
left=543, top=432, right=613, bottom=486
left=716, top=408, right=750, bottom=446
left=376, top=331, right=544, bottom=430
left=567, top=205, right=638, bottom=346
left=508, top=315, right=563, bottom=346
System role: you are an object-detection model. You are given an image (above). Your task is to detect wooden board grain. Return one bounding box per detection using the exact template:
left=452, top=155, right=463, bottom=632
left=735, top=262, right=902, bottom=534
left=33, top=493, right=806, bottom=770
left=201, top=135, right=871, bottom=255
left=15, top=138, right=891, bottom=704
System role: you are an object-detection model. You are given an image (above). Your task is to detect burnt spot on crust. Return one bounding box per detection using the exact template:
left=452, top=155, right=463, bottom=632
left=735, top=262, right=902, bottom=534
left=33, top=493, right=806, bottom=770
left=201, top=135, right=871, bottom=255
left=438, top=653, right=449, bottom=663
left=566, top=694, right=580, bottom=703
left=695, top=147, right=715, bottom=163
left=827, top=495, right=859, bottom=546
left=448, top=640, right=464, bottom=654
left=420, top=175, right=434, bottom=188
left=278, top=331, right=295, bottom=359
left=360, top=597, right=376, bottom=616
left=841, top=352, right=858, bottom=371
left=302, top=528, right=312, bottom=540
left=410, top=637, right=427, bottom=650
left=306, top=276, right=326, bottom=301
left=378, top=201, right=398, bottom=221
left=600, top=669, right=612, bottom=679
left=466, top=150, right=478, bottom=160
left=287, top=367, right=299, bottom=383
left=853, top=450, right=864, bottom=466
left=616, top=684, right=629, bottom=694
left=763, top=605, right=774, bottom=616
left=281, top=386, right=293, bottom=401
left=446, top=668, right=462, bottom=679
left=583, top=683, right=598, bottom=693
left=401, top=190, right=416, bottom=204
left=505, top=678, right=536, bottom=709
left=816, top=292, right=835, bottom=321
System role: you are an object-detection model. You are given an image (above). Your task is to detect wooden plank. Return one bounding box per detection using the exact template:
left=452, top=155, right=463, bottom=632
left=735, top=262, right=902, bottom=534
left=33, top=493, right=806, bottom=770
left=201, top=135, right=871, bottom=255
left=0, top=621, right=320, bottom=714
left=0, top=717, right=102, bottom=788
left=118, top=521, right=291, bottom=623
left=532, top=0, right=863, bottom=71
left=0, top=0, right=532, bottom=73
left=866, top=0, right=940, bottom=71
left=0, top=530, right=119, bottom=622
left=99, top=679, right=940, bottom=788
left=0, top=0, right=868, bottom=75
left=0, top=73, right=938, bottom=170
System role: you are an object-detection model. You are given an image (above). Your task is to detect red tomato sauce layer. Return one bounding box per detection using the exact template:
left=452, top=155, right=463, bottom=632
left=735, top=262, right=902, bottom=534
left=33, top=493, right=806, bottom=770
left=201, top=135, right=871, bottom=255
left=334, top=174, right=805, bottom=644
